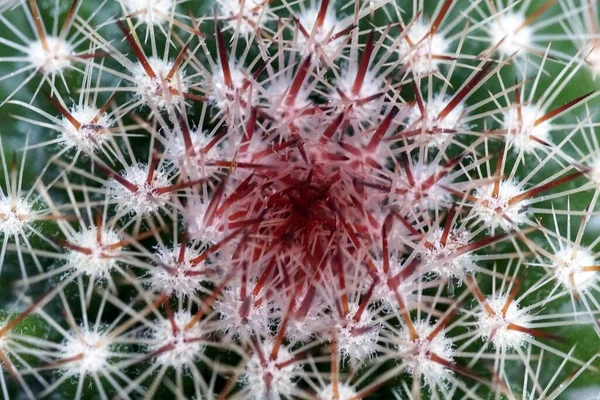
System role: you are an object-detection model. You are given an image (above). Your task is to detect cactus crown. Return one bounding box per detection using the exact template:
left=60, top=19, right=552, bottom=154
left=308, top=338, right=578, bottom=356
left=0, top=0, right=599, bottom=399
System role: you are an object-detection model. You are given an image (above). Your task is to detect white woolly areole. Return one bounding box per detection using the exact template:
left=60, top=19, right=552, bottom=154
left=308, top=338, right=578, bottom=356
left=407, top=94, right=465, bottom=147
left=585, top=44, right=600, bottom=76
left=503, top=105, right=551, bottom=153
left=268, top=77, right=312, bottom=108
left=65, top=227, right=123, bottom=279
left=241, top=341, right=300, bottom=400
left=218, top=0, right=268, bottom=36
left=164, top=128, right=209, bottom=160
left=588, top=156, right=600, bottom=184
left=554, top=246, right=598, bottom=292
left=402, top=162, right=452, bottom=209
left=398, top=21, right=449, bottom=75
left=213, top=286, right=273, bottom=339
left=133, top=57, right=187, bottom=109
left=27, top=36, right=73, bottom=74
left=149, top=311, right=205, bottom=367
left=150, top=245, right=212, bottom=297
left=334, top=303, right=380, bottom=362
left=296, top=6, right=343, bottom=59
left=473, top=180, right=529, bottom=230
left=397, top=321, right=454, bottom=389
left=265, top=77, right=314, bottom=131
left=490, top=12, right=533, bottom=57
left=123, top=0, right=174, bottom=25
left=185, top=199, right=225, bottom=244
left=58, top=106, right=113, bottom=153
left=0, top=196, right=34, bottom=237
left=421, top=228, right=475, bottom=278
left=59, top=329, right=110, bottom=377
left=209, top=63, right=254, bottom=113
left=318, top=382, right=357, bottom=400
left=333, top=68, right=383, bottom=122
left=476, top=295, right=531, bottom=350
left=107, top=163, right=171, bottom=215
left=370, top=257, right=417, bottom=311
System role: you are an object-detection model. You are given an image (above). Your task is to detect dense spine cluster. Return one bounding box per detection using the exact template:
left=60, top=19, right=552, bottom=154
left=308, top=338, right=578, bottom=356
left=0, top=0, right=599, bottom=399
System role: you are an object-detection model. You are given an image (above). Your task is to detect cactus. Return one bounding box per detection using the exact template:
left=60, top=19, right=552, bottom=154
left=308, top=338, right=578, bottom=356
left=0, top=0, right=599, bottom=399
